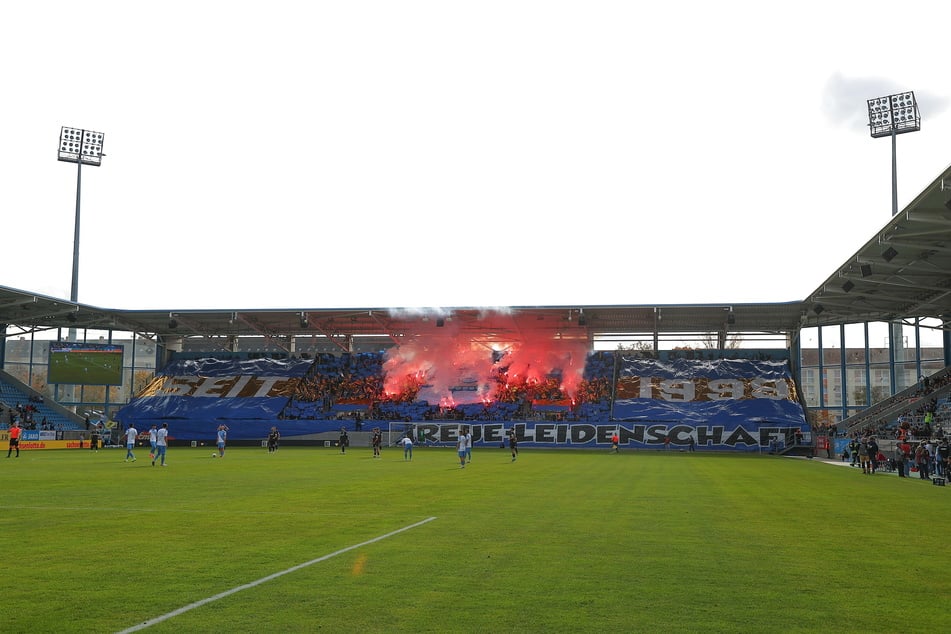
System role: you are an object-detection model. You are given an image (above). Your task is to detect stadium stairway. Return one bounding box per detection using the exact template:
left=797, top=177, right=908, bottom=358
left=0, top=369, right=86, bottom=430
left=842, top=366, right=951, bottom=435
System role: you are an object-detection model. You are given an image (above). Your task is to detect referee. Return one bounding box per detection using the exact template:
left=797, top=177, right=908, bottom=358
left=6, top=420, right=21, bottom=458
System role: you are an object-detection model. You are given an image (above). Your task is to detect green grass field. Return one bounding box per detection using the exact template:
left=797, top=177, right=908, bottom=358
left=2, top=445, right=949, bottom=633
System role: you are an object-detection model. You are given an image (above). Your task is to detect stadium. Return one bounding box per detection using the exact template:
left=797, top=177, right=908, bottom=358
left=6, top=66, right=951, bottom=634
left=2, top=164, right=951, bottom=630
left=3, top=163, right=950, bottom=455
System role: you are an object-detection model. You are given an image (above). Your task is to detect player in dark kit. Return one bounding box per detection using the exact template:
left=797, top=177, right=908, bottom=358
left=508, top=428, right=518, bottom=462
left=266, top=426, right=280, bottom=453
left=371, top=427, right=382, bottom=458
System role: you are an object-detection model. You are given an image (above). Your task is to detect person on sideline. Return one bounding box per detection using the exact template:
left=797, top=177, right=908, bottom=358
left=457, top=431, right=467, bottom=468
left=893, top=441, right=906, bottom=477
left=266, top=426, right=280, bottom=453
left=339, top=427, right=349, bottom=454
left=216, top=424, right=229, bottom=458
left=857, top=439, right=870, bottom=474
left=915, top=442, right=930, bottom=480
left=611, top=431, right=619, bottom=453
left=125, top=424, right=138, bottom=462
left=399, top=434, right=413, bottom=461
left=153, top=423, right=169, bottom=467
left=6, top=420, right=21, bottom=458
left=508, top=427, right=519, bottom=462
left=148, top=424, right=158, bottom=460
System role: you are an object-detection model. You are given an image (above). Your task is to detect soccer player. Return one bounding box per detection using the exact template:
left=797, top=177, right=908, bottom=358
left=124, top=424, right=138, bottom=462
left=508, top=428, right=518, bottom=462
left=6, top=420, right=21, bottom=458
left=153, top=423, right=168, bottom=466
left=216, top=424, right=229, bottom=457
left=456, top=431, right=467, bottom=468
left=148, top=424, right=158, bottom=460
left=464, top=426, right=473, bottom=463
left=339, top=427, right=349, bottom=454
left=398, top=434, right=413, bottom=461
left=267, top=426, right=280, bottom=453
left=371, top=427, right=382, bottom=458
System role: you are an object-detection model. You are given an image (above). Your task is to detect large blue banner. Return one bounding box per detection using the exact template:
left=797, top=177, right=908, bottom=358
left=608, top=357, right=806, bottom=451
left=115, top=358, right=313, bottom=440
left=115, top=355, right=808, bottom=449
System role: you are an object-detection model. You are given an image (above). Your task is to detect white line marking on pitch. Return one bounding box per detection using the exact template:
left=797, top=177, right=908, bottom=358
left=116, top=516, right=437, bottom=633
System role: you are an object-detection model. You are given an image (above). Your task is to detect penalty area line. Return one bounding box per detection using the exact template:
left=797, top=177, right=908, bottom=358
left=116, top=516, right=437, bottom=633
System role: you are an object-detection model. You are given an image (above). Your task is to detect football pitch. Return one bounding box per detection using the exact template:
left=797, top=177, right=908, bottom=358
left=3, top=445, right=949, bottom=633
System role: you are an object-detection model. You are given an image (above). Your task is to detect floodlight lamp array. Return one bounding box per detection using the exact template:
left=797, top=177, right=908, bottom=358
left=867, top=91, right=920, bottom=138
left=58, top=126, right=105, bottom=166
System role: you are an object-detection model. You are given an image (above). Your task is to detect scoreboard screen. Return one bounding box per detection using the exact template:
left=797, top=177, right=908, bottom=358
left=48, top=342, right=124, bottom=386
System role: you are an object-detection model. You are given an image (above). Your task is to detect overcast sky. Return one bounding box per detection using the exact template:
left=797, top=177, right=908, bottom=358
left=2, top=1, right=949, bottom=311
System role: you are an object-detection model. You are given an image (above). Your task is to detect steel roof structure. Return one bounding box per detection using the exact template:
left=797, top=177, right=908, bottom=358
left=2, top=164, right=950, bottom=348
left=804, top=164, right=951, bottom=329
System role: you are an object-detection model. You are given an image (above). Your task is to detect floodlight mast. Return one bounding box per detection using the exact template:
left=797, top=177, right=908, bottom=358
left=867, top=91, right=920, bottom=216
left=58, top=127, right=105, bottom=303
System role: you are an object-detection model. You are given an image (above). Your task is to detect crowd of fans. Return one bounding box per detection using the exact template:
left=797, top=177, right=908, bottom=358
left=835, top=367, right=951, bottom=481
left=1, top=401, right=59, bottom=431
left=279, top=351, right=616, bottom=422
left=846, top=367, right=951, bottom=436
left=842, top=433, right=949, bottom=480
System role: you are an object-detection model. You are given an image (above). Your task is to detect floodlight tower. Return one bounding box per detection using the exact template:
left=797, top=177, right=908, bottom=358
left=58, top=127, right=105, bottom=302
left=867, top=93, right=920, bottom=392
left=867, top=91, right=920, bottom=216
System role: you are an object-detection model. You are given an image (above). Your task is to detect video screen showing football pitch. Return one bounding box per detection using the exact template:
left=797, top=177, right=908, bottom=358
left=47, top=341, right=124, bottom=385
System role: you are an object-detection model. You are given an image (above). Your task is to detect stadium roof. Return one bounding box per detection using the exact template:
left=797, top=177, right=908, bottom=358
left=2, top=164, right=950, bottom=344
left=803, top=163, right=951, bottom=329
